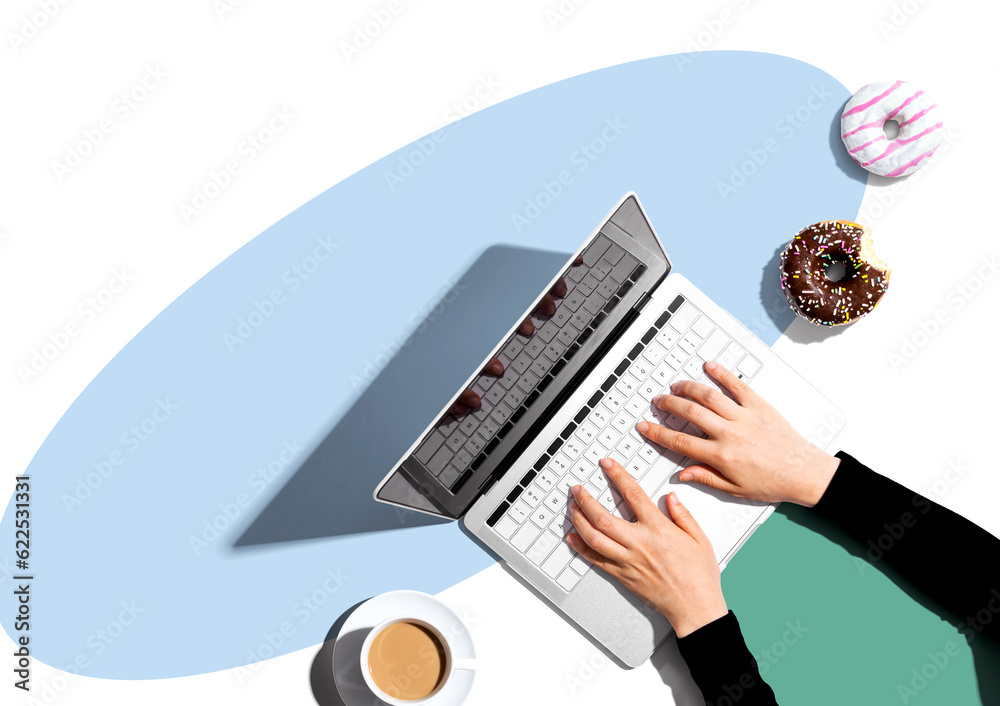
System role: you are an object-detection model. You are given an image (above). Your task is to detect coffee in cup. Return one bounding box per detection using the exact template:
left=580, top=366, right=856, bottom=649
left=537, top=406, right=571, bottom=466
left=366, top=620, right=447, bottom=701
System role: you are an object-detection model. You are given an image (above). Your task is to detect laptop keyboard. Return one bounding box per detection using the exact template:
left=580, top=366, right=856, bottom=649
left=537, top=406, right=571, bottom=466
left=412, top=234, right=645, bottom=493
left=485, top=294, right=762, bottom=592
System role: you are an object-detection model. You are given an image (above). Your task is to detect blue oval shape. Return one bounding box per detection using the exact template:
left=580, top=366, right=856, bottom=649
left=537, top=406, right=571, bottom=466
left=1, top=51, right=865, bottom=678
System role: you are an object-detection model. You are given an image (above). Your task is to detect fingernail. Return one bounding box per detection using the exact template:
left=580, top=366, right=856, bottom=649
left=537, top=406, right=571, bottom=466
left=679, top=472, right=693, bottom=482
left=705, top=361, right=717, bottom=371
left=671, top=381, right=681, bottom=393
left=571, top=484, right=581, bottom=496
left=600, top=458, right=613, bottom=469
left=668, top=492, right=679, bottom=504
left=636, top=421, right=649, bottom=433
left=489, top=361, right=504, bottom=374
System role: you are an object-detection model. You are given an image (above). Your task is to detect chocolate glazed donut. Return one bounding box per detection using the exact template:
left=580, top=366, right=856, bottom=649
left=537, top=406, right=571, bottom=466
left=780, top=220, right=891, bottom=326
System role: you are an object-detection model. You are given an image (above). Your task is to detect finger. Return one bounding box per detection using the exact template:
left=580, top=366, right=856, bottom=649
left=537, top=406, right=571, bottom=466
left=667, top=377, right=740, bottom=421
left=650, top=392, right=726, bottom=437
left=566, top=532, right=617, bottom=573
left=518, top=317, right=535, bottom=336
left=535, top=293, right=557, bottom=317
left=704, top=361, right=757, bottom=407
left=676, top=463, right=742, bottom=496
left=570, top=485, right=634, bottom=546
left=567, top=496, right=629, bottom=561
left=448, top=389, right=480, bottom=415
left=665, top=492, right=710, bottom=544
left=636, top=420, right=714, bottom=463
left=550, top=277, right=568, bottom=299
left=598, top=457, right=658, bottom=524
left=483, top=358, right=504, bottom=376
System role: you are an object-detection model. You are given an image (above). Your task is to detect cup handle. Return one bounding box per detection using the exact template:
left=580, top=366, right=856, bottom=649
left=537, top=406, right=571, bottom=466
left=451, top=657, right=477, bottom=672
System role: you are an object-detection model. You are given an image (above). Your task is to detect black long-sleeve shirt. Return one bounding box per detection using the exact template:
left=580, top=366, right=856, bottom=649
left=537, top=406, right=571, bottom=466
left=675, top=450, right=1000, bottom=704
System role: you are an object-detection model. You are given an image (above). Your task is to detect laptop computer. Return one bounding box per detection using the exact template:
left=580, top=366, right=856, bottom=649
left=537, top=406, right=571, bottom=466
left=374, top=192, right=844, bottom=666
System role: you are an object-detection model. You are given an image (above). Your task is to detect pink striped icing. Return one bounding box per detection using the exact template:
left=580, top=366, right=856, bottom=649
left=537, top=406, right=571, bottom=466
left=885, top=90, right=924, bottom=121
left=899, top=104, right=937, bottom=129
left=842, top=119, right=884, bottom=139
left=843, top=80, right=904, bottom=117
left=849, top=135, right=885, bottom=154
left=860, top=122, right=944, bottom=167
left=883, top=147, right=939, bottom=177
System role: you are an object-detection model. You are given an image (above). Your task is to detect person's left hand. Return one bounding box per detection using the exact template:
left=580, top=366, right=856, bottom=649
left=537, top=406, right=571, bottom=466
left=567, top=457, right=728, bottom=637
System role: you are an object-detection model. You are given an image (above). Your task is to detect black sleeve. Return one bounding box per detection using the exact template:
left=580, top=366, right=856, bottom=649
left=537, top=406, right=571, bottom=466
left=676, top=611, right=778, bottom=705
left=810, top=451, right=1000, bottom=641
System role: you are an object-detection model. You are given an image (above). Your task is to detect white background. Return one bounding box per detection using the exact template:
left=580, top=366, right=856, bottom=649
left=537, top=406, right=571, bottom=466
left=2, top=0, right=998, bottom=704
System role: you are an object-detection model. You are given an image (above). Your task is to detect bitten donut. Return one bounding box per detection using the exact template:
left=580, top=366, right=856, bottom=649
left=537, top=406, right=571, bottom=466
left=780, top=220, right=890, bottom=327
left=841, top=80, right=942, bottom=177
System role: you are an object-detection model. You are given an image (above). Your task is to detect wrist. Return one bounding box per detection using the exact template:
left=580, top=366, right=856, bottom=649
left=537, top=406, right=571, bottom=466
left=669, top=597, right=729, bottom=638
left=794, top=450, right=840, bottom=507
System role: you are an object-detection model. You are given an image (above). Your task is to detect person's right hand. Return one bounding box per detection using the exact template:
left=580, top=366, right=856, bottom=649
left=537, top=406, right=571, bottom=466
left=636, top=361, right=840, bottom=507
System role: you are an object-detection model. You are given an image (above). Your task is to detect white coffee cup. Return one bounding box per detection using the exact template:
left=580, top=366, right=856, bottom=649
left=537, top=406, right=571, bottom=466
left=359, top=615, right=477, bottom=705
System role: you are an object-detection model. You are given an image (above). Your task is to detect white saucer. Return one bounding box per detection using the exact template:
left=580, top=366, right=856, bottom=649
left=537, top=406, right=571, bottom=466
left=332, top=590, right=476, bottom=706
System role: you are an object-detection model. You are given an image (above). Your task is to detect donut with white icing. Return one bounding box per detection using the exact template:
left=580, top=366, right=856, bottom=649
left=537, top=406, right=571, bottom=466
left=780, top=220, right=890, bottom=327
left=841, top=80, right=942, bottom=177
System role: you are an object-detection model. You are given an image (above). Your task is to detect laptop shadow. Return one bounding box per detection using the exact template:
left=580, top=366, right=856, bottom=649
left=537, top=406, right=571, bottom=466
left=233, top=245, right=571, bottom=548
left=778, top=504, right=1000, bottom=705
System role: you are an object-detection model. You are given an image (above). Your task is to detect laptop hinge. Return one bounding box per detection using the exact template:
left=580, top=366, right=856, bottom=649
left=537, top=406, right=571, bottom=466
left=632, top=290, right=651, bottom=312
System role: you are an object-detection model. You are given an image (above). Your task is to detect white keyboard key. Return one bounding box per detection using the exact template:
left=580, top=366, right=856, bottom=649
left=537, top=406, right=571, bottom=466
left=524, top=337, right=546, bottom=358
left=526, top=530, right=559, bottom=565
left=556, top=567, right=583, bottom=591
left=564, top=290, right=586, bottom=311
left=588, top=405, right=611, bottom=427
left=569, top=459, right=592, bottom=482
left=625, top=457, right=648, bottom=480
left=530, top=357, right=553, bottom=379
left=629, top=359, right=652, bottom=380
left=511, top=521, right=540, bottom=552
left=508, top=500, right=531, bottom=523
left=598, top=488, right=616, bottom=511
left=637, top=378, right=658, bottom=401
left=664, top=413, right=686, bottom=431
left=535, top=469, right=557, bottom=492
left=530, top=504, right=554, bottom=528
left=698, top=328, right=731, bottom=363
left=494, top=515, right=519, bottom=540
left=544, top=489, right=570, bottom=513
left=542, top=538, right=577, bottom=578
left=556, top=327, right=577, bottom=347
left=589, top=466, right=611, bottom=489
left=737, top=355, right=761, bottom=378
left=725, top=341, right=746, bottom=360
left=584, top=443, right=605, bottom=464
left=562, top=438, right=585, bottom=459
left=624, top=395, right=647, bottom=417
left=691, top=315, right=714, bottom=339
left=717, top=346, right=741, bottom=370
left=575, top=421, right=600, bottom=445
left=641, top=342, right=666, bottom=366
left=651, top=362, right=673, bottom=386
left=665, top=348, right=686, bottom=370
left=550, top=512, right=574, bottom=536
left=543, top=340, right=567, bottom=362
left=522, top=484, right=544, bottom=508
left=669, top=302, right=699, bottom=332
left=548, top=453, right=571, bottom=475
left=678, top=332, right=701, bottom=355
left=683, top=358, right=703, bottom=380
left=639, top=463, right=672, bottom=498
left=616, top=435, right=640, bottom=458
left=602, top=389, right=627, bottom=413
left=583, top=482, right=601, bottom=499
left=615, top=373, right=640, bottom=397
left=611, top=410, right=634, bottom=434
left=656, top=327, right=678, bottom=349
left=569, top=555, right=591, bottom=574
left=598, top=427, right=621, bottom=450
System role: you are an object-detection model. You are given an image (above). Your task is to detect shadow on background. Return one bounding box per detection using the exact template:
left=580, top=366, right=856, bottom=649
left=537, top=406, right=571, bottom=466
left=311, top=599, right=368, bottom=706
left=779, top=504, right=1000, bottom=705
left=234, top=245, right=571, bottom=547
